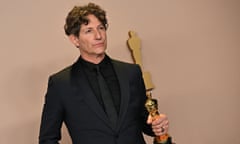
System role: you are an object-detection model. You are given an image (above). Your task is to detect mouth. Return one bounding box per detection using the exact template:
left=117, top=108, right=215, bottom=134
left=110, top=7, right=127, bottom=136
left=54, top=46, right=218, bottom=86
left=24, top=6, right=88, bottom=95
left=94, top=42, right=105, bottom=47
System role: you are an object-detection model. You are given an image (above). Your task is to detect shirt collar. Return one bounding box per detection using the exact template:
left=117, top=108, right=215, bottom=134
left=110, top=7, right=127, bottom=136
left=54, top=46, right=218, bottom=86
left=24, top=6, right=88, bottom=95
left=79, top=55, right=111, bottom=71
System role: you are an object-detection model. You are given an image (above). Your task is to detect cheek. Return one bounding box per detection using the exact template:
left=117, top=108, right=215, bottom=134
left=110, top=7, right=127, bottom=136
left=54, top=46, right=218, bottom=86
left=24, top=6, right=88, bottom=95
left=103, top=37, right=107, bottom=47
left=79, top=40, right=89, bottom=49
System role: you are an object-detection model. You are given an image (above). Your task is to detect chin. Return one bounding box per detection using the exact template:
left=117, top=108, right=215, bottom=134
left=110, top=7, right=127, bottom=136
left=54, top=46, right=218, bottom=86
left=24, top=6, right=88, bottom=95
left=93, top=51, right=104, bottom=56
left=96, top=48, right=106, bottom=54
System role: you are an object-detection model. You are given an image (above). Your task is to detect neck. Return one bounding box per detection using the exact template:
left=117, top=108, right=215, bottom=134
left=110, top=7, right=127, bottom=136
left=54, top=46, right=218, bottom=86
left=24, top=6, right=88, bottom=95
left=81, top=53, right=106, bottom=64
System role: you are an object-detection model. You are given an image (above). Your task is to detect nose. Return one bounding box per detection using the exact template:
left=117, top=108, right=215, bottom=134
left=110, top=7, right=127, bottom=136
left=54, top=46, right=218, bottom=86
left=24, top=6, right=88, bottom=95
left=94, top=30, right=102, bottom=40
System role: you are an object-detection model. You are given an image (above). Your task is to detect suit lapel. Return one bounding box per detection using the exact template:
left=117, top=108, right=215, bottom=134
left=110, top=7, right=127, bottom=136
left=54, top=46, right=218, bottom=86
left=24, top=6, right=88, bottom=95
left=112, top=61, right=130, bottom=131
left=71, top=58, right=131, bottom=131
left=71, top=59, right=113, bottom=129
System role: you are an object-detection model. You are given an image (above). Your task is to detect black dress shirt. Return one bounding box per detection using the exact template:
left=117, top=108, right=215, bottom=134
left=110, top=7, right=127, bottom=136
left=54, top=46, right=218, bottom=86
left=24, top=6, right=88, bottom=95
left=79, top=55, right=121, bottom=114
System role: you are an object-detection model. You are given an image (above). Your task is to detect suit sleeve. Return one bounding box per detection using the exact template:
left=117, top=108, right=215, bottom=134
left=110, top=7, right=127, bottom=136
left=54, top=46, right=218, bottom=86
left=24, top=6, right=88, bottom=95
left=39, top=76, right=64, bottom=144
left=136, top=65, right=155, bottom=136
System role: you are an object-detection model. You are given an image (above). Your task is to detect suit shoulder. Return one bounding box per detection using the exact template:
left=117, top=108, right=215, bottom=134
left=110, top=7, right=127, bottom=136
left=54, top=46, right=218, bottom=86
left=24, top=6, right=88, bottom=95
left=48, top=65, right=73, bottom=83
left=111, top=59, right=142, bottom=77
left=111, top=59, right=140, bottom=69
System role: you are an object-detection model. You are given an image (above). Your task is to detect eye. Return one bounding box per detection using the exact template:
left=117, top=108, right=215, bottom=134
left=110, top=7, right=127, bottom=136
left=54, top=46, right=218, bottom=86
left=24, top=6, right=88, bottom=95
left=85, top=29, right=92, bottom=34
left=99, top=25, right=106, bottom=31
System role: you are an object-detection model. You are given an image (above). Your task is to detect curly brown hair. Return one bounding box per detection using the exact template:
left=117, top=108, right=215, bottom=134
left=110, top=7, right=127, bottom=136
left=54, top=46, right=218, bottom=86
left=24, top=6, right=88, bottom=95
left=64, top=2, right=108, bottom=37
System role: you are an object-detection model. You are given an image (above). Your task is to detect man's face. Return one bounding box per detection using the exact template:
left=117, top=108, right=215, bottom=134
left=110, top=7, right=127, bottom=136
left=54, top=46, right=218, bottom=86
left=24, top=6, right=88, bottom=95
left=72, top=14, right=107, bottom=60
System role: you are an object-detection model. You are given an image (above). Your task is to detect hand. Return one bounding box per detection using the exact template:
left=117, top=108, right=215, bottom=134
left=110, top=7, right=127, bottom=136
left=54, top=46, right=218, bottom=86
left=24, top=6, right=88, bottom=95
left=147, top=113, right=169, bottom=136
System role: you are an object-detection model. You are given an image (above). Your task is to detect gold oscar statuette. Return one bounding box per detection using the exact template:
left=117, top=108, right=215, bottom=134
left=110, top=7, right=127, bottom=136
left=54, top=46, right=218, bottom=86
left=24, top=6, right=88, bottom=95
left=127, top=31, right=173, bottom=144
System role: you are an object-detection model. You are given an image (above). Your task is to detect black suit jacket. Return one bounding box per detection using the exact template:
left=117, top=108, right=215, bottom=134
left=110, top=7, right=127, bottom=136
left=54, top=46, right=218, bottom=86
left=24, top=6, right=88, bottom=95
left=39, top=57, right=154, bottom=144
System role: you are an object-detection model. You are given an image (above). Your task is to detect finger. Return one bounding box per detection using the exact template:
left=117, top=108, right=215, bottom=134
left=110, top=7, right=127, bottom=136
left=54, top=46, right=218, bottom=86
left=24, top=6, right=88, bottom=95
left=152, top=114, right=167, bottom=125
left=152, top=127, right=165, bottom=136
left=152, top=119, right=169, bottom=131
left=147, top=114, right=153, bottom=124
left=163, top=124, right=169, bottom=133
left=151, top=117, right=164, bottom=126
left=153, top=125, right=169, bottom=136
left=152, top=122, right=164, bottom=130
left=151, top=116, right=169, bottom=136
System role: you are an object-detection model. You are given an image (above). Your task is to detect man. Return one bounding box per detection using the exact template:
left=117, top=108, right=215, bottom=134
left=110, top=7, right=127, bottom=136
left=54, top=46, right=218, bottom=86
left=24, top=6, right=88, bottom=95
left=39, top=2, right=169, bottom=144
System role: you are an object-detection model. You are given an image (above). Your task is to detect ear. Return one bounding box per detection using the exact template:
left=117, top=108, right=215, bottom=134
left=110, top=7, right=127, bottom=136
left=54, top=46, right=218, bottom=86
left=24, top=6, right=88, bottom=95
left=69, top=34, right=80, bottom=48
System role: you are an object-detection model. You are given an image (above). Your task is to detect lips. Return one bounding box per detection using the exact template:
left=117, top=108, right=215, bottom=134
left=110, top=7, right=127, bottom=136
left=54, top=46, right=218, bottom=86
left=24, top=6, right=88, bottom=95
left=94, top=42, right=104, bottom=47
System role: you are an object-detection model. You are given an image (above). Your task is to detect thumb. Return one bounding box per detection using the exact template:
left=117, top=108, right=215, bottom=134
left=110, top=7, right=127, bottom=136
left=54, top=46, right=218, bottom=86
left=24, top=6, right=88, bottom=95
left=147, top=114, right=153, bottom=124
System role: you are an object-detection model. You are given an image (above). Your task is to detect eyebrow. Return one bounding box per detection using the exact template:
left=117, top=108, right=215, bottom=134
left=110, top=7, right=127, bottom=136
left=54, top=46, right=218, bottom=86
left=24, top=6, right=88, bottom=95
left=82, top=24, right=104, bottom=30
